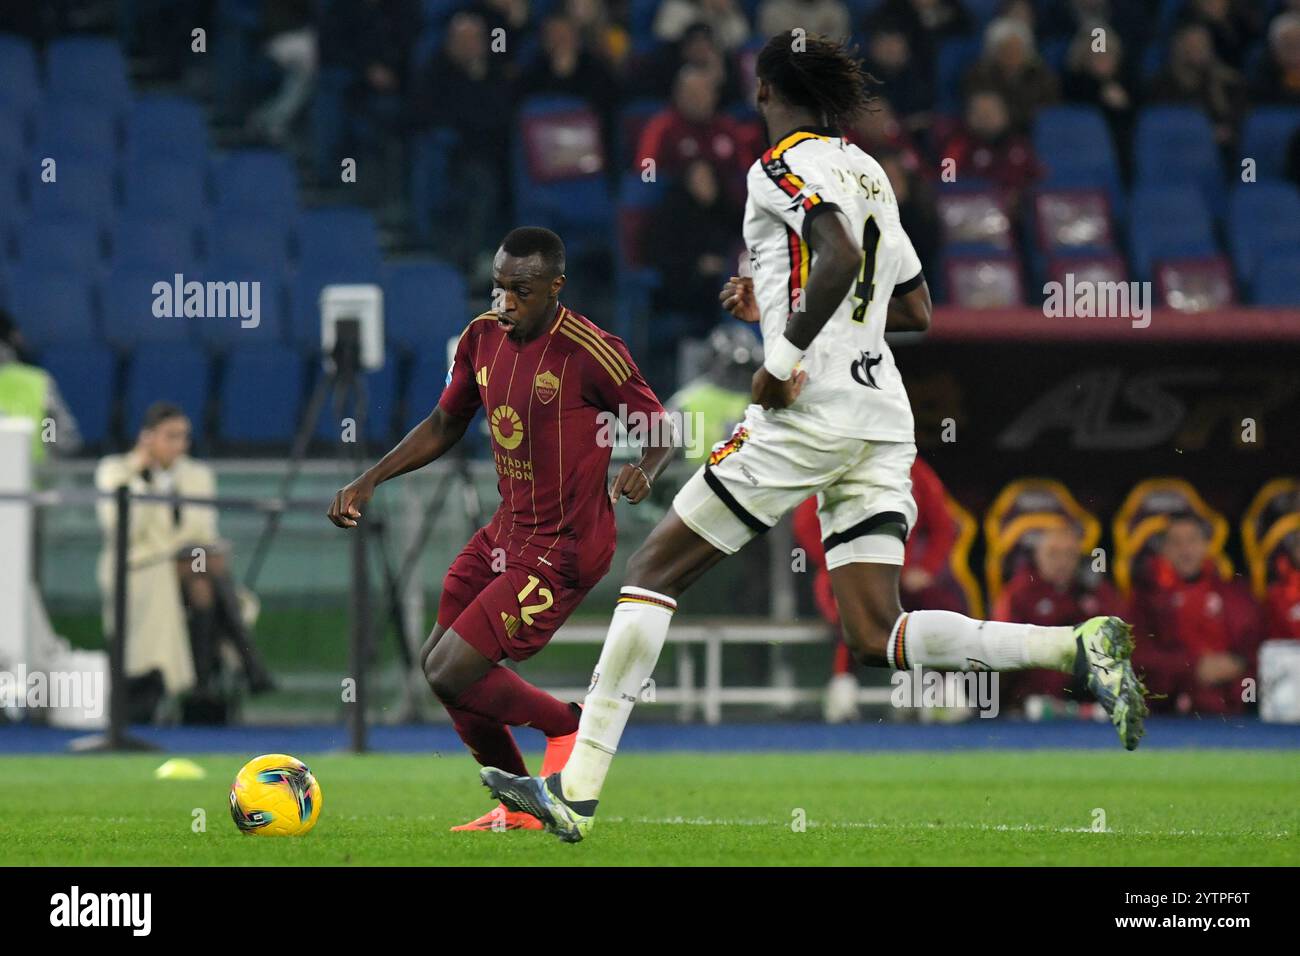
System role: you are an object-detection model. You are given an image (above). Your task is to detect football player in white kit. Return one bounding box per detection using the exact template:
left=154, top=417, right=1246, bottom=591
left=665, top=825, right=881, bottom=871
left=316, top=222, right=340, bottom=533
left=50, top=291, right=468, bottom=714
left=484, top=34, right=1148, bottom=842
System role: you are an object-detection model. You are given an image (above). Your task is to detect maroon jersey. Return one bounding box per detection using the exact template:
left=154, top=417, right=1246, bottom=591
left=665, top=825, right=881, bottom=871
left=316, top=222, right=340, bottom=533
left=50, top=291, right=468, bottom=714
left=439, top=303, right=665, bottom=588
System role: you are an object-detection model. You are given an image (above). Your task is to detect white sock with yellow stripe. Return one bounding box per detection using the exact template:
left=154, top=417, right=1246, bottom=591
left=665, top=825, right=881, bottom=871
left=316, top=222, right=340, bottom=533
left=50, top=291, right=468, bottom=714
left=560, top=586, right=677, bottom=804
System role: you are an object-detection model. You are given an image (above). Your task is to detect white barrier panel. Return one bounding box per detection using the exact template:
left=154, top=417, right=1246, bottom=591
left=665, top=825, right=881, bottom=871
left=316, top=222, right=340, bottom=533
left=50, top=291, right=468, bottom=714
left=1260, top=639, right=1300, bottom=723
left=0, top=418, right=33, bottom=679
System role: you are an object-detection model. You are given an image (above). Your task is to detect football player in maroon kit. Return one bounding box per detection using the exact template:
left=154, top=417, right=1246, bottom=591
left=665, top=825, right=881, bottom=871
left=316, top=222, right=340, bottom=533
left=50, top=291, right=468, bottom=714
left=328, top=227, right=672, bottom=830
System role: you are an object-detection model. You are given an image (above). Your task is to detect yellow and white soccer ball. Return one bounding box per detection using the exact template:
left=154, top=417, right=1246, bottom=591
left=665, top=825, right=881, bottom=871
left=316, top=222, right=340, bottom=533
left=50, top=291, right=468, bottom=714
left=229, top=754, right=322, bottom=836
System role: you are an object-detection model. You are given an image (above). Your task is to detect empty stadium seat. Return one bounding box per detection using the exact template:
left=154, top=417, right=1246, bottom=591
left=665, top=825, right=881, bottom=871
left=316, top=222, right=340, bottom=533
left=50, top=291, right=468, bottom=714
left=220, top=345, right=305, bottom=445
left=407, top=126, right=460, bottom=242
left=110, top=214, right=201, bottom=270
left=514, top=97, right=612, bottom=247
left=123, top=343, right=210, bottom=444
left=102, top=264, right=197, bottom=348
left=8, top=271, right=97, bottom=349
left=1045, top=254, right=1128, bottom=288
left=16, top=217, right=104, bottom=273
left=1251, top=251, right=1300, bottom=306
left=38, top=346, right=115, bottom=447
left=1127, top=185, right=1217, bottom=281
left=213, top=149, right=299, bottom=217
left=32, top=98, right=121, bottom=160
left=403, top=349, right=452, bottom=433
left=207, top=217, right=292, bottom=276
left=26, top=157, right=117, bottom=225
left=381, top=259, right=468, bottom=353
left=0, top=108, right=27, bottom=167
left=120, top=159, right=210, bottom=223
left=0, top=33, right=40, bottom=113
left=294, top=206, right=381, bottom=272
left=1034, top=106, right=1123, bottom=213
left=1227, top=182, right=1300, bottom=292
left=124, top=94, right=210, bottom=164
left=46, top=36, right=131, bottom=109
left=942, top=255, right=1025, bottom=308
left=1240, top=107, right=1300, bottom=182
left=937, top=190, right=1014, bottom=253
left=1154, top=256, right=1236, bottom=311
left=195, top=258, right=287, bottom=348
left=1135, top=107, right=1223, bottom=210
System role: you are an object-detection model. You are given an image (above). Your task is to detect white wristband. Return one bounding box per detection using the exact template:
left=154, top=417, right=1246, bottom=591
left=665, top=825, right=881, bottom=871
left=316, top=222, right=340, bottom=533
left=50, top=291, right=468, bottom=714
left=763, top=334, right=803, bottom=381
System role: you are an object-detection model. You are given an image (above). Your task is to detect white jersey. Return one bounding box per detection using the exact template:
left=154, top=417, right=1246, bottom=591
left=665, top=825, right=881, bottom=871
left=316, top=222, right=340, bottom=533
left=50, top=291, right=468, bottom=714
left=743, top=127, right=923, bottom=442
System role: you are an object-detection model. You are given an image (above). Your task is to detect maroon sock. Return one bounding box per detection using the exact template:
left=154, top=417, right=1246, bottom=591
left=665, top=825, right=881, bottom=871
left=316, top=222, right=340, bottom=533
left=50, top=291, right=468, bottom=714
left=454, top=666, right=579, bottom=738
left=444, top=704, right=528, bottom=775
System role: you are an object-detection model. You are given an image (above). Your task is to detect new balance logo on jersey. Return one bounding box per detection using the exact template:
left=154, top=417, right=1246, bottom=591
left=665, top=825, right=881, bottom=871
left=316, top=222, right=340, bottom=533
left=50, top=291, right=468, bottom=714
left=850, top=350, right=883, bottom=389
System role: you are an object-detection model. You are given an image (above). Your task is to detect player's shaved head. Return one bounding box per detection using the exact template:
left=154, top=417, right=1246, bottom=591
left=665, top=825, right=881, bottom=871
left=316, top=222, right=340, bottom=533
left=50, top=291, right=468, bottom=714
left=492, top=227, right=567, bottom=341
left=500, top=226, right=566, bottom=279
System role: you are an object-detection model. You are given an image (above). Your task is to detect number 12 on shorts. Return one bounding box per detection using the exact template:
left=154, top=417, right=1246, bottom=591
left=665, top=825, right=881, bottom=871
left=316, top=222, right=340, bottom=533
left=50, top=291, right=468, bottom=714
left=516, top=574, right=554, bottom=626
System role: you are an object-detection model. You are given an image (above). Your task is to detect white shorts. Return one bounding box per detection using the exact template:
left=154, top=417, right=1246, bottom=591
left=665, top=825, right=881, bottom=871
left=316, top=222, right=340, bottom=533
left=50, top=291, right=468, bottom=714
left=672, top=405, right=918, bottom=569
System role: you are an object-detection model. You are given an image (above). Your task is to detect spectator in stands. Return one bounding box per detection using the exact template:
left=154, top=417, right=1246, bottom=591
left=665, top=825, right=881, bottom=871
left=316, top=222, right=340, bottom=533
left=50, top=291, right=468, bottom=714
left=758, top=0, right=853, bottom=43
left=863, top=26, right=935, bottom=130
left=472, top=0, right=532, bottom=65
left=645, top=158, right=741, bottom=340
left=1266, top=531, right=1300, bottom=639
left=635, top=64, right=761, bottom=203
left=246, top=0, right=318, bottom=146
left=1062, top=20, right=1135, bottom=177
left=639, top=21, right=746, bottom=104
left=1131, top=514, right=1262, bottom=716
left=847, top=96, right=925, bottom=172
left=412, top=11, right=513, bottom=277
left=518, top=13, right=621, bottom=159
left=794, top=457, right=968, bottom=722
left=964, top=16, right=1060, bottom=133
left=96, top=403, right=276, bottom=723
left=940, top=88, right=1042, bottom=208
left=1177, top=0, right=1264, bottom=71
left=0, top=310, right=81, bottom=461
left=653, top=0, right=751, bottom=52
left=1252, top=11, right=1300, bottom=105
left=993, top=520, right=1125, bottom=710
left=566, top=0, right=632, bottom=71
left=1147, top=22, right=1246, bottom=148
left=877, top=149, right=941, bottom=291
left=868, top=0, right=973, bottom=78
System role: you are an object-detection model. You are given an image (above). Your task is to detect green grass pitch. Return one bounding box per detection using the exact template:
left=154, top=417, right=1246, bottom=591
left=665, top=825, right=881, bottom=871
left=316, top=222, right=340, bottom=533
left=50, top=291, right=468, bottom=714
left=1, top=751, right=1296, bottom=866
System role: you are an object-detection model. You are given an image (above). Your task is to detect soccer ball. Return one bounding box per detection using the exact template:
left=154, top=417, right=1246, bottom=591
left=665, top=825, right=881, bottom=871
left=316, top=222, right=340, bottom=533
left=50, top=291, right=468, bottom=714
left=229, top=754, right=322, bottom=836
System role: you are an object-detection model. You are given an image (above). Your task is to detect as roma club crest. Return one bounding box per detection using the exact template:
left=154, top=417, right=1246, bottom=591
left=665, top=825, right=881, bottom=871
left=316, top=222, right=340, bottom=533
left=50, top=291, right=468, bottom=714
left=534, top=369, right=560, bottom=405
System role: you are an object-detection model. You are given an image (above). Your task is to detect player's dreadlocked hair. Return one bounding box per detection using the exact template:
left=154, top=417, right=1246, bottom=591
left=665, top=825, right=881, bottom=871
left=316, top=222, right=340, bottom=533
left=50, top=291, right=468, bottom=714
left=756, top=34, right=880, bottom=129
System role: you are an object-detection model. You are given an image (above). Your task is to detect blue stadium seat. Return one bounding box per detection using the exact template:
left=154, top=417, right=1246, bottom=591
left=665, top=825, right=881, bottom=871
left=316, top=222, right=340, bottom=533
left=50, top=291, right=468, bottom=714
left=311, top=352, right=400, bottom=446
left=102, top=264, right=197, bottom=348
left=1252, top=252, right=1300, bottom=306
left=0, top=108, right=30, bottom=167
left=1227, top=183, right=1300, bottom=293
left=220, top=345, right=305, bottom=444
left=16, top=217, right=104, bottom=272
left=46, top=36, right=131, bottom=109
left=197, top=257, right=286, bottom=348
left=1240, top=107, right=1300, bottom=183
left=33, top=98, right=121, bottom=160
left=403, top=349, right=450, bottom=433
left=1034, top=106, right=1124, bottom=215
left=935, top=37, right=982, bottom=115
left=1135, top=107, right=1223, bottom=210
left=120, top=159, right=210, bottom=222
left=207, top=217, right=292, bottom=276
left=38, top=346, right=115, bottom=447
left=288, top=263, right=382, bottom=351
left=294, top=206, right=381, bottom=271
left=408, top=127, right=460, bottom=242
left=123, top=343, right=210, bottom=444
left=381, top=259, right=468, bottom=353
left=0, top=34, right=40, bottom=113
left=1127, top=185, right=1218, bottom=281
left=8, top=271, right=98, bottom=349
left=213, top=149, right=298, bottom=215
left=124, top=94, right=210, bottom=164
left=110, top=214, right=202, bottom=270
left=26, top=158, right=117, bottom=225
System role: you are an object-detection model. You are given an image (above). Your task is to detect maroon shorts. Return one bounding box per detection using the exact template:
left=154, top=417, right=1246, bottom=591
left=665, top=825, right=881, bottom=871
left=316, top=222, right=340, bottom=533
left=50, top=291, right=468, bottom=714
left=437, top=528, right=591, bottom=663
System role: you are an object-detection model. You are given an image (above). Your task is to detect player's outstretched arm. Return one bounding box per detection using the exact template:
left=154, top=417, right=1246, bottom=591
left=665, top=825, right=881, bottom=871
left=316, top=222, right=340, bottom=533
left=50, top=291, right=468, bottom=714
left=327, top=408, right=471, bottom=528
left=884, top=278, right=932, bottom=333
left=752, top=209, right=861, bottom=409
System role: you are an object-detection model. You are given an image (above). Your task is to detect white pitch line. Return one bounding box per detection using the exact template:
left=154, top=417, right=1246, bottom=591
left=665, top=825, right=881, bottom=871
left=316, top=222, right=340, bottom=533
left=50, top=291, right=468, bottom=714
left=602, top=816, right=1293, bottom=838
